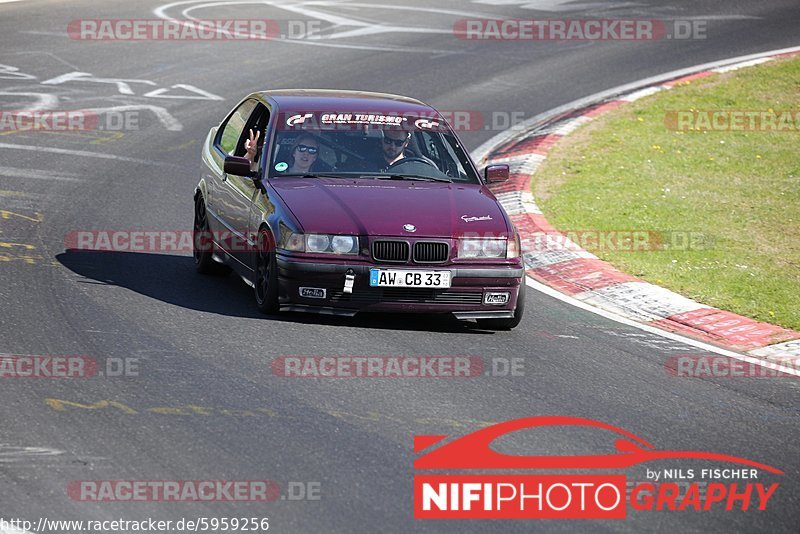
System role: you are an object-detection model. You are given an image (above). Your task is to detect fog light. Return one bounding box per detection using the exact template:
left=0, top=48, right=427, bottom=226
left=484, top=292, right=510, bottom=305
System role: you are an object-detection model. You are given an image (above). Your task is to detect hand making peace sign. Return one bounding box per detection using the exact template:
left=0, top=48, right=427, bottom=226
left=244, top=128, right=260, bottom=161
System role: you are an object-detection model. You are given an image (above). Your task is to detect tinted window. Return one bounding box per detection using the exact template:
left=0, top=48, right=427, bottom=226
left=268, top=111, right=480, bottom=183
left=219, top=99, right=258, bottom=156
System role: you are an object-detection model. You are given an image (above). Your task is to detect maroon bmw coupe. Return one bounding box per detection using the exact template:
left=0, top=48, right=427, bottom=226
left=194, top=90, right=525, bottom=329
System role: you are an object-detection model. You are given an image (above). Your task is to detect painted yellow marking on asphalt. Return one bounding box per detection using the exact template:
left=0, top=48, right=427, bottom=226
left=161, top=139, right=196, bottom=152
left=0, top=252, right=42, bottom=264
left=0, top=209, right=43, bottom=222
left=0, top=189, right=33, bottom=198
left=45, top=399, right=139, bottom=414
left=46, top=130, right=124, bottom=145
left=0, top=241, right=35, bottom=250
left=89, top=131, right=125, bottom=145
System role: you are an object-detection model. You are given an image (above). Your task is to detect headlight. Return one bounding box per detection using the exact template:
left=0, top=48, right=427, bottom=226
left=457, top=238, right=507, bottom=259
left=280, top=227, right=305, bottom=251
left=306, top=234, right=331, bottom=252
left=482, top=239, right=506, bottom=257
left=458, top=239, right=483, bottom=258
left=279, top=231, right=359, bottom=254
left=331, top=235, right=357, bottom=254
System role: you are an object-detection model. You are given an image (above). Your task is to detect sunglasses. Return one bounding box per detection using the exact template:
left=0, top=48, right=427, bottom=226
left=295, top=144, right=319, bottom=154
left=383, top=137, right=408, bottom=147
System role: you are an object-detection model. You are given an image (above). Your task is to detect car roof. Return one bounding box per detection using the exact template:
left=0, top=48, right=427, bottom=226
left=257, top=89, right=435, bottom=114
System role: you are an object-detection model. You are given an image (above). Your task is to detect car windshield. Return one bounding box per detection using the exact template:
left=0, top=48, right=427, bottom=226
left=268, top=111, right=481, bottom=184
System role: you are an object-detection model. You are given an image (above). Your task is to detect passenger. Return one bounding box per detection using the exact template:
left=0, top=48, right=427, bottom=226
left=284, top=133, right=319, bottom=174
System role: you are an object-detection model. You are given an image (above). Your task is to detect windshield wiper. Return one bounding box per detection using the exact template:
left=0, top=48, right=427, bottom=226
left=279, top=172, right=357, bottom=178
left=376, top=174, right=452, bottom=183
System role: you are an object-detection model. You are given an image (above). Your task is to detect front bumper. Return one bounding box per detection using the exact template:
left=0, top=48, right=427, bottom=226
left=276, top=254, right=524, bottom=318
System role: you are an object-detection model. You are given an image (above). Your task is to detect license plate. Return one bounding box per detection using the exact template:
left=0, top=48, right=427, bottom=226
left=369, top=269, right=451, bottom=288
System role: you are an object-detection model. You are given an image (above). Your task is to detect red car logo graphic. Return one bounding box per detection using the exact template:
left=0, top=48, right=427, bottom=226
left=414, top=416, right=783, bottom=474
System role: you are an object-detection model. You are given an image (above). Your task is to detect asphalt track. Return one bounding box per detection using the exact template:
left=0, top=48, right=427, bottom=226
left=1, top=1, right=799, bottom=532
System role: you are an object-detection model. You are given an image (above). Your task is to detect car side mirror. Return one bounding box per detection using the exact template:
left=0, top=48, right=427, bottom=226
left=485, top=164, right=509, bottom=183
left=224, top=155, right=256, bottom=177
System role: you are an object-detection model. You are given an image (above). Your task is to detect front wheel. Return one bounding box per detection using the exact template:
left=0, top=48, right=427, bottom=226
left=477, top=280, right=526, bottom=330
left=254, top=228, right=279, bottom=314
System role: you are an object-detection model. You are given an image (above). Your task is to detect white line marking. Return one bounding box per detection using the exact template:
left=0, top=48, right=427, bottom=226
left=0, top=142, right=180, bottom=166
left=341, top=2, right=499, bottom=18
left=143, top=83, right=223, bottom=101
left=40, top=72, right=157, bottom=95
left=620, top=86, right=664, bottom=102
left=525, top=277, right=800, bottom=377
left=154, top=0, right=470, bottom=54
left=0, top=444, right=64, bottom=462
left=0, top=64, right=36, bottom=80
left=711, top=57, right=772, bottom=73
left=79, top=104, right=183, bottom=131
left=0, top=91, right=59, bottom=111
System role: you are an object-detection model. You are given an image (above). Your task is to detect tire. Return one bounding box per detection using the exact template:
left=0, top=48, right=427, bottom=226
left=193, top=196, right=230, bottom=275
left=254, top=228, right=280, bottom=314
left=477, top=280, right=526, bottom=330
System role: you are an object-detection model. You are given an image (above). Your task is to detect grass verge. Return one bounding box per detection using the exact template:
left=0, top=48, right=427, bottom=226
left=534, top=56, right=800, bottom=331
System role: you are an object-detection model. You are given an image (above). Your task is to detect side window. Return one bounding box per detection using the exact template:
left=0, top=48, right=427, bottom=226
left=248, top=103, right=271, bottom=166
left=218, top=99, right=258, bottom=156
left=419, top=131, right=464, bottom=180
left=417, top=131, right=441, bottom=163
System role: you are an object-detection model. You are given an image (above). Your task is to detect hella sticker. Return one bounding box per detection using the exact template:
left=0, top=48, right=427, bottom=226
left=484, top=292, right=510, bottom=305
left=299, top=287, right=326, bottom=299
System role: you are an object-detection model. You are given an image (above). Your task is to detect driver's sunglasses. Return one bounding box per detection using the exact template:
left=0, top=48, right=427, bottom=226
left=382, top=137, right=408, bottom=147
left=295, top=144, right=319, bottom=154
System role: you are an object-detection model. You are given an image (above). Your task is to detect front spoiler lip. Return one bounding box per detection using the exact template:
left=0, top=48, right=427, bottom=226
left=276, top=256, right=524, bottom=279
left=279, top=304, right=514, bottom=320
left=453, top=310, right=515, bottom=319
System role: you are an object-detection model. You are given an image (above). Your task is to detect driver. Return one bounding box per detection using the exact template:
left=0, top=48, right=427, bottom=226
left=368, top=127, right=411, bottom=172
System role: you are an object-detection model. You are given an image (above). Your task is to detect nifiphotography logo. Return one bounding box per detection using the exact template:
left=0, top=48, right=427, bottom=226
left=413, top=417, right=782, bottom=520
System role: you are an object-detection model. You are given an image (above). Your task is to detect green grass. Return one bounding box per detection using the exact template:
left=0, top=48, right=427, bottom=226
left=534, top=56, right=800, bottom=331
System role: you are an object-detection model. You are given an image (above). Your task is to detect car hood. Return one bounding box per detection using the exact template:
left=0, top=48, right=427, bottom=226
left=270, top=178, right=510, bottom=237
